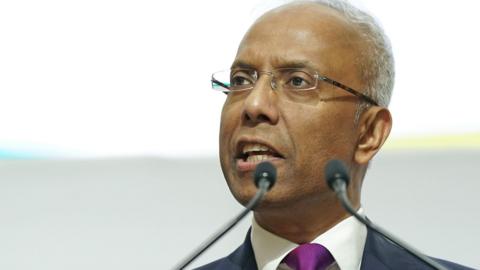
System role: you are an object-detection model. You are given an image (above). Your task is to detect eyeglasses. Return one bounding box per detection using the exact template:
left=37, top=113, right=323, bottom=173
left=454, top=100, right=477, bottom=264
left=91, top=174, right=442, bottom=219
left=211, top=68, right=378, bottom=106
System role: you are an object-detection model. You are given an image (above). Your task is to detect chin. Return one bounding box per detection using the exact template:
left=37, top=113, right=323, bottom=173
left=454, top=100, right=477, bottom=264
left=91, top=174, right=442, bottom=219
left=230, top=183, right=287, bottom=209
left=223, top=164, right=257, bottom=206
left=229, top=183, right=258, bottom=207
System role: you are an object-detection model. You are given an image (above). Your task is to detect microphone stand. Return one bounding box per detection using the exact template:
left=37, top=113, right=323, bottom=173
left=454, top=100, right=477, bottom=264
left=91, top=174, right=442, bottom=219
left=331, top=179, right=449, bottom=270
left=174, top=178, right=271, bottom=270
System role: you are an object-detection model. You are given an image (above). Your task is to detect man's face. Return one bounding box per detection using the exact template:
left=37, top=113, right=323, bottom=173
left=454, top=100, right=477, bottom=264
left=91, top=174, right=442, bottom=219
left=219, top=4, right=366, bottom=208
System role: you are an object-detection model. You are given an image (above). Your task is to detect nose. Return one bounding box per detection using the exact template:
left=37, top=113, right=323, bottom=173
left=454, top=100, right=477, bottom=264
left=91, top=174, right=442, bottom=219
left=241, top=76, right=279, bottom=125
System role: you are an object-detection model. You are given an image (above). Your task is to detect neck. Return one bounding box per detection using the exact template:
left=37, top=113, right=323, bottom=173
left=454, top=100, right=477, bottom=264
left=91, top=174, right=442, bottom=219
left=254, top=192, right=360, bottom=244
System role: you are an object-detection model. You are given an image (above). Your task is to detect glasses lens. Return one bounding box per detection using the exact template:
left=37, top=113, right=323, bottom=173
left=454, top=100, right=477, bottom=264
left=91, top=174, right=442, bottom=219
left=277, top=68, right=317, bottom=91
left=212, top=69, right=257, bottom=92
left=212, top=68, right=318, bottom=92
left=230, top=69, right=256, bottom=91
left=212, top=70, right=231, bottom=91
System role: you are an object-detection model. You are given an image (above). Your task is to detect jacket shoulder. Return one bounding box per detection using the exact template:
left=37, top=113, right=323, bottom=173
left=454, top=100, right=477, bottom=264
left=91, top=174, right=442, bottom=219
left=194, top=257, right=239, bottom=270
left=194, top=229, right=257, bottom=270
left=362, top=228, right=475, bottom=270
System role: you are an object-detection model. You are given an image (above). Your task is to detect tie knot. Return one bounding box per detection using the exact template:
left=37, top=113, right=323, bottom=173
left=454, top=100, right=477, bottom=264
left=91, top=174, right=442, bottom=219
left=280, top=243, right=335, bottom=270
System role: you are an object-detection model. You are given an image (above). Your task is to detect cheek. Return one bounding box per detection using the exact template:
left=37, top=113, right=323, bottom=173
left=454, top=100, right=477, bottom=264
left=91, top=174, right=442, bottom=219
left=219, top=99, right=243, bottom=178
left=306, top=115, right=355, bottom=155
left=288, top=105, right=357, bottom=179
left=219, top=103, right=260, bottom=206
left=219, top=101, right=239, bottom=151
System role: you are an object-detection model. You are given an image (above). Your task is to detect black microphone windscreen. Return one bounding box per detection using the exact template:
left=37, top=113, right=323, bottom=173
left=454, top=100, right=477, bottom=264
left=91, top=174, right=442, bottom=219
left=254, top=161, right=277, bottom=190
left=325, top=159, right=350, bottom=190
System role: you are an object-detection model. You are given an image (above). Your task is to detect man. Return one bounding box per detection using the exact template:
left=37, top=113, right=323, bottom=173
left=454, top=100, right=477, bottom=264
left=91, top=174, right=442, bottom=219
left=199, top=0, right=473, bottom=269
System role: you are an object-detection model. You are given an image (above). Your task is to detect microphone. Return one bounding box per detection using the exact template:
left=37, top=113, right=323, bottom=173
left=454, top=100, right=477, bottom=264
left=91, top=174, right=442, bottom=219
left=325, top=159, right=449, bottom=270
left=174, top=161, right=276, bottom=270
left=254, top=161, right=277, bottom=191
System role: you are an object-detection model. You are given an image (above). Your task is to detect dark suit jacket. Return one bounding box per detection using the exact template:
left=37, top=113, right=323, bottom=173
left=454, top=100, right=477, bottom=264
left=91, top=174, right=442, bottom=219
left=195, top=228, right=474, bottom=270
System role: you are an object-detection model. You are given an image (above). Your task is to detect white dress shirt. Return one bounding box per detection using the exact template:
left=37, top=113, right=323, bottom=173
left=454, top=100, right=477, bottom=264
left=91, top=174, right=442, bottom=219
left=250, top=209, right=367, bottom=270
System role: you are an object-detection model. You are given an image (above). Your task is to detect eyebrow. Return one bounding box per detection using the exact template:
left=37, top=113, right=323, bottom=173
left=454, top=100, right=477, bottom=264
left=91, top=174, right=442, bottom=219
left=230, top=60, right=255, bottom=70
left=230, top=58, right=316, bottom=70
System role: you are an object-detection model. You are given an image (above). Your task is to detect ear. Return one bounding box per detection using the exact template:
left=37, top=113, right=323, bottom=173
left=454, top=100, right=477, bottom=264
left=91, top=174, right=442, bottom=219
left=354, top=107, right=392, bottom=165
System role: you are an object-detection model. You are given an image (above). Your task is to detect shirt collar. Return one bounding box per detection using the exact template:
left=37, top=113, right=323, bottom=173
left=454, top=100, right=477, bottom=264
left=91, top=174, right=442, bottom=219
left=251, top=208, right=367, bottom=270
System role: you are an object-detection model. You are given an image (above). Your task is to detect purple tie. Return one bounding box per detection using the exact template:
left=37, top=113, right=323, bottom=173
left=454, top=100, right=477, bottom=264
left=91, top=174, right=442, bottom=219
left=280, top=243, right=335, bottom=270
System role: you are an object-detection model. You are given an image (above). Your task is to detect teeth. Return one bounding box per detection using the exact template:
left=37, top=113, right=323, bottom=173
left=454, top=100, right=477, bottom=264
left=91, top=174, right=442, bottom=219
left=242, top=143, right=271, bottom=154
left=246, top=154, right=272, bottom=162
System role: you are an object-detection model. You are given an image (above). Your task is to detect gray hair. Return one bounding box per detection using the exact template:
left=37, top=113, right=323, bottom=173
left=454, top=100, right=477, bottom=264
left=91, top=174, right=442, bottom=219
left=287, top=0, right=395, bottom=108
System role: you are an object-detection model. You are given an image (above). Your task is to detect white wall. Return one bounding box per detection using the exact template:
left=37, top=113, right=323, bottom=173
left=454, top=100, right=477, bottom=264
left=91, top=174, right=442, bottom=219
left=0, top=150, right=478, bottom=269
left=1, top=0, right=479, bottom=158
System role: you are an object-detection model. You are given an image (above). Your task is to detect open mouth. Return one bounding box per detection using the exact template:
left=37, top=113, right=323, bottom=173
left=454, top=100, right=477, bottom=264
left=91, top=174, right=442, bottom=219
left=236, top=142, right=284, bottom=163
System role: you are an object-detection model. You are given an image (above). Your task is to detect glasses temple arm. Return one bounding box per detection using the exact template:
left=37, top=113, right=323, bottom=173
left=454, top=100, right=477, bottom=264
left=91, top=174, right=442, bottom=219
left=320, top=76, right=379, bottom=106
left=211, top=78, right=231, bottom=90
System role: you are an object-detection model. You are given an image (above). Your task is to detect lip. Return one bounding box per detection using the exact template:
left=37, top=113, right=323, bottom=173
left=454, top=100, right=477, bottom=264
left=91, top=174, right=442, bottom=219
left=236, top=156, right=284, bottom=172
left=234, top=136, right=285, bottom=172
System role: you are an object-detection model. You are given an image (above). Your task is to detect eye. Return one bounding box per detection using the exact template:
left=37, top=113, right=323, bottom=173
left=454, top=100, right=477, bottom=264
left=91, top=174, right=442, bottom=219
left=290, top=77, right=308, bottom=87
left=284, top=71, right=314, bottom=90
left=230, top=70, right=255, bottom=90
left=231, top=75, right=252, bottom=86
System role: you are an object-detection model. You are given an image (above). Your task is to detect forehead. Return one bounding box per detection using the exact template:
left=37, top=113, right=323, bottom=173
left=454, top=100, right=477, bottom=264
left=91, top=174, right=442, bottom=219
left=234, top=3, right=362, bottom=74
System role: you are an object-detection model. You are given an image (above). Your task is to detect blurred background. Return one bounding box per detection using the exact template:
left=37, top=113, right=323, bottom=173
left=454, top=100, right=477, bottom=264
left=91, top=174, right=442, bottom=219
left=0, top=0, right=479, bottom=269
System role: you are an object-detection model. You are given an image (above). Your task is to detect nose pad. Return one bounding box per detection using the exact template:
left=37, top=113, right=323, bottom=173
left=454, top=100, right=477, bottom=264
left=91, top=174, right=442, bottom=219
left=270, top=77, right=277, bottom=90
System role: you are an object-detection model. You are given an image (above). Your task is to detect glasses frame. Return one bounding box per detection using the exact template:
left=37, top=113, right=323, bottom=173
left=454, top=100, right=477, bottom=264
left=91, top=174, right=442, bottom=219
left=211, top=68, right=378, bottom=106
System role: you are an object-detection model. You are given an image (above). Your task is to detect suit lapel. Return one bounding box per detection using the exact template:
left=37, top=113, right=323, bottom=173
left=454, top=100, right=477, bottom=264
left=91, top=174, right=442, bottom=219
left=226, top=228, right=258, bottom=270
left=361, top=227, right=426, bottom=270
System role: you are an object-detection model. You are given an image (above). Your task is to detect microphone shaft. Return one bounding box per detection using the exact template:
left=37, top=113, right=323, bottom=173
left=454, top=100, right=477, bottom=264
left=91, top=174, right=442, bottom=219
left=174, top=179, right=270, bottom=270
left=331, top=179, right=448, bottom=270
